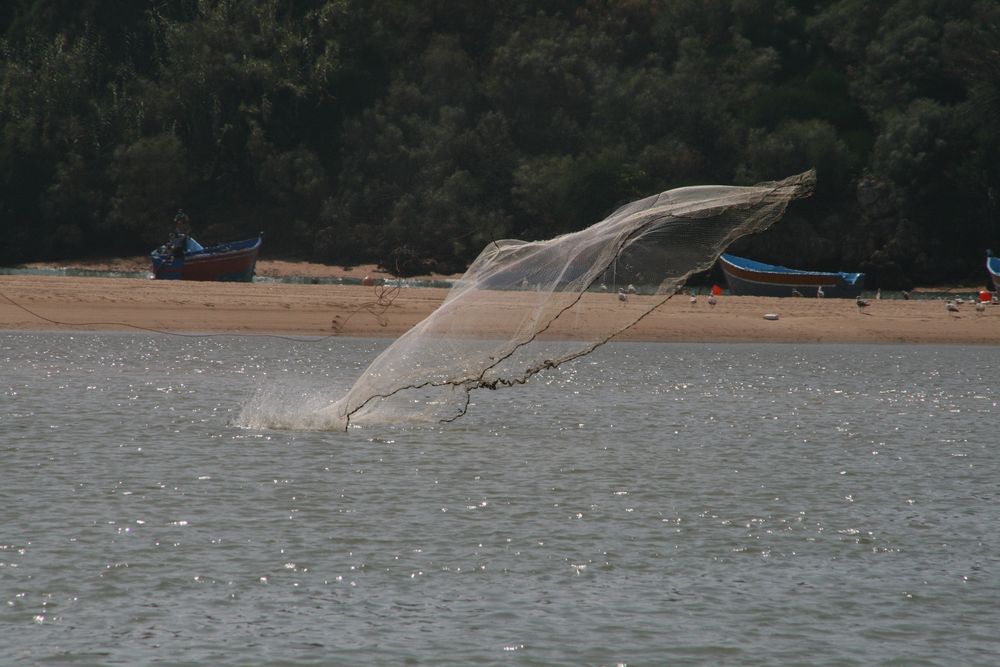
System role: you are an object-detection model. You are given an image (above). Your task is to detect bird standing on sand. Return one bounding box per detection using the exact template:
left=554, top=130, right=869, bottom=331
left=856, top=296, right=870, bottom=313
left=689, top=293, right=697, bottom=306
left=946, top=300, right=959, bottom=317
left=901, top=290, right=911, bottom=300
left=975, top=300, right=986, bottom=315
left=618, top=288, right=628, bottom=304
left=627, top=284, right=637, bottom=294
left=707, top=293, right=717, bottom=307
left=816, top=286, right=825, bottom=298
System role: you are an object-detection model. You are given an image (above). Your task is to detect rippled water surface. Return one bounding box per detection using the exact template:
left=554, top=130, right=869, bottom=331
left=2, top=332, right=998, bottom=666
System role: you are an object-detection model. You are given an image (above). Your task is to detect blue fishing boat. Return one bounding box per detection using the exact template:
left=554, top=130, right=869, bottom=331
left=718, top=253, right=865, bottom=298
left=151, top=234, right=262, bottom=282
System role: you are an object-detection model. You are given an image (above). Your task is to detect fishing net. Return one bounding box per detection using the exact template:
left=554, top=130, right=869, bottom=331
left=323, top=169, right=814, bottom=429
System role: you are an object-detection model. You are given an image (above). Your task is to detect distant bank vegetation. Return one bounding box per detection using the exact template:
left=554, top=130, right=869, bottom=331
left=1, top=1, right=998, bottom=287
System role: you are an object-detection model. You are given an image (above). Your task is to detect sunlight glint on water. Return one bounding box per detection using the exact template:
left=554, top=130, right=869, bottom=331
left=2, top=332, right=998, bottom=666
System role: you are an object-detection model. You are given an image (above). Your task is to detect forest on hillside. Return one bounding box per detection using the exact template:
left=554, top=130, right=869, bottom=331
left=1, top=0, right=998, bottom=287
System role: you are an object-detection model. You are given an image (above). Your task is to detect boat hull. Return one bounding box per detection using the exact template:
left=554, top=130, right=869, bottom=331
left=988, top=254, right=1000, bottom=292
left=151, top=236, right=261, bottom=282
left=718, top=253, right=865, bottom=298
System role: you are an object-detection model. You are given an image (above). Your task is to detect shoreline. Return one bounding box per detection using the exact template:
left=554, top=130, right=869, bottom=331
left=1, top=273, right=999, bottom=345
left=6, top=257, right=455, bottom=283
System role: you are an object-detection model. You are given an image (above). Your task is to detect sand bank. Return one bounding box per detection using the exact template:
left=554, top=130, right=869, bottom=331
left=2, top=274, right=999, bottom=345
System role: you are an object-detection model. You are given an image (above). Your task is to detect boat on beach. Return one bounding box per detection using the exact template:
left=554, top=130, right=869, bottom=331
left=718, top=253, right=865, bottom=298
left=151, top=234, right=262, bottom=282
left=988, top=250, right=1000, bottom=292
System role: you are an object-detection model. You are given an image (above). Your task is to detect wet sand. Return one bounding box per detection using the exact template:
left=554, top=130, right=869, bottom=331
left=2, top=273, right=998, bottom=345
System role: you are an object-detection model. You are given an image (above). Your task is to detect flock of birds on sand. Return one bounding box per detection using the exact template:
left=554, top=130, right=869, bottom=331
left=944, top=294, right=996, bottom=317
left=615, top=284, right=636, bottom=303
left=850, top=288, right=997, bottom=316
left=606, top=280, right=999, bottom=318
left=848, top=290, right=997, bottom=317
left=840, top=291, right=995, bottom=317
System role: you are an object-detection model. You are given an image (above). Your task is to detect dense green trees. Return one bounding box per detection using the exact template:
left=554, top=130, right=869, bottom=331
left=2, top=0, right=997, bottom=286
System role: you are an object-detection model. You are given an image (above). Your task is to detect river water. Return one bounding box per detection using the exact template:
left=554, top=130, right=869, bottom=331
left=2, top=332, right=998, bottom=666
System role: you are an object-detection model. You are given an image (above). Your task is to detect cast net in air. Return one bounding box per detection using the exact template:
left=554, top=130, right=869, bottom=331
left=323, top=170, right=814, bottom=429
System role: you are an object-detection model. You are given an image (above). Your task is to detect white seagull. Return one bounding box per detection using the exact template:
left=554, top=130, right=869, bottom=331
left=816, top=286, right=825, bottom=298
left=618, top=288, right=628, bottom=304
left=946, top=300, right=960, bottom=316
left=707, top=293, right=717, bottom=307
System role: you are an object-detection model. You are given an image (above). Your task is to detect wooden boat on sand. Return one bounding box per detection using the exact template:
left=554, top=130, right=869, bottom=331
left=151, top=234, right=262, bottom=282
left=718, top=253, right=865, bottom=298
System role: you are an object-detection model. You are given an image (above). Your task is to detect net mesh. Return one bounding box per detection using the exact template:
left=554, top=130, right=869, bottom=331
left=323, top=170, right=815, bottom=429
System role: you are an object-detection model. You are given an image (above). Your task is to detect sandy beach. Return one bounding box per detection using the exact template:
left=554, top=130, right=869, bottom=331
left=2, top=263, right=999, bottom=344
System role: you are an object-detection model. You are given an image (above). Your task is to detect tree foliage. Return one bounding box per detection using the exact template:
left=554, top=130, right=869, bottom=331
left=1, top=0, right=997, bottom=286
